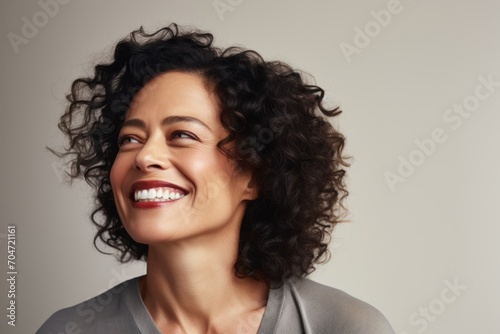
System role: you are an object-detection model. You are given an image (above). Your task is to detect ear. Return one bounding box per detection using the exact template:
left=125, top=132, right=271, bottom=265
left=242, top=174, right=259, bottom=201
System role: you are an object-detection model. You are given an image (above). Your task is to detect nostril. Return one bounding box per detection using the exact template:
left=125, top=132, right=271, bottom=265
left=148, top=163, right=164, bottom=169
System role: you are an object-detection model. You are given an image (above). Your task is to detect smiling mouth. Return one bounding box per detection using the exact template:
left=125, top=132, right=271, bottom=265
left=133, top=187, right=187, bottom=202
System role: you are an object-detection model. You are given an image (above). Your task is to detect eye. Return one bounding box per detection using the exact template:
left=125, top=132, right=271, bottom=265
left=117, top=135, right=139, bottom=146
left=170, top=130, right=199, bottom=141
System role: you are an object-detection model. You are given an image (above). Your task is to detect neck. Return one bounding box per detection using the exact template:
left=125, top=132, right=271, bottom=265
left=139, top=230, right=268, bottom=333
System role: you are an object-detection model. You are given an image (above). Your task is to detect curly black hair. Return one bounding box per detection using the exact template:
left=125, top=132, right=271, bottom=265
left=49, top=23, right=349, bottom=284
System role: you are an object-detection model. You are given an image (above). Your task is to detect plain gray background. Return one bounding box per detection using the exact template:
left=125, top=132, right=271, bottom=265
left=1, top=0, right=499, bottom=333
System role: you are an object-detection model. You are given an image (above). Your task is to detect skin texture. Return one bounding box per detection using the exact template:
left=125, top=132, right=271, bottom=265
left=110, top=71, right=267, bottom=333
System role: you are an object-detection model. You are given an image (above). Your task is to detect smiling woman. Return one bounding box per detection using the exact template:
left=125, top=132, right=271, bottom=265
left=111, top=71, right=257, bottom=247
left=37, top=23, right=395, bottom=333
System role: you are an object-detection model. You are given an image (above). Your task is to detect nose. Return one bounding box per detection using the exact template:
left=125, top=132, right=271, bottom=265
left=134, top=134, right=172, bottom=172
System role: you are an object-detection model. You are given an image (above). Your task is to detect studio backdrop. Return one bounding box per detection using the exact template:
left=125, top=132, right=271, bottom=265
left=1, top=0, right=499, bottom=333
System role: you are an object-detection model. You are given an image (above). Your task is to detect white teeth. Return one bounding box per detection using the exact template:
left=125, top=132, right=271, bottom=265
left=133, top=187, right=185, bottom=202
left=148, top=189, right=156, bottom=199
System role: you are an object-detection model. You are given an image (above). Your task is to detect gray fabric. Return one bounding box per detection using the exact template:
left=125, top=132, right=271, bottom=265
left=36, top=276, right=394, bottom=334
left=271, top=278, right=395, bottom=334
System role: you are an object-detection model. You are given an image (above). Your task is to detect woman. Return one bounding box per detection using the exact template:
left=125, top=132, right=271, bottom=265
left=37, top=23, right=394, bottom=334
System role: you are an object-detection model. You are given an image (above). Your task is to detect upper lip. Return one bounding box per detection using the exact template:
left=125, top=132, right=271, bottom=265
left=130, top=180, right=188, bottom=197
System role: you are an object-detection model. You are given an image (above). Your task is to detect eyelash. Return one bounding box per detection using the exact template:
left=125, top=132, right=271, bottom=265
left=117, top=131, right=198, bottom=146
left=117, top=135, right=138, bottom=146
left=171, top=130, right=198, bottom=140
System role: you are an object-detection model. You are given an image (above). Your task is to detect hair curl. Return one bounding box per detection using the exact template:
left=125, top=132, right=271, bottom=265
left=49, top=23, right=349, bottom=284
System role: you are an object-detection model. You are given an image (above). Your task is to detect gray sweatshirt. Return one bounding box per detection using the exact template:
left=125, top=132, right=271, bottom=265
left=36, top=276, right=394, bottom=334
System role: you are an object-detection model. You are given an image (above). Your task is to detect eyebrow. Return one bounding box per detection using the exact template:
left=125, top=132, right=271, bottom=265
left=120, top=115, right=211, bottom=131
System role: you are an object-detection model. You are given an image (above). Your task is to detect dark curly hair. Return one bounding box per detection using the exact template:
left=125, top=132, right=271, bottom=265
left=49, top=23, right=349, bottom=284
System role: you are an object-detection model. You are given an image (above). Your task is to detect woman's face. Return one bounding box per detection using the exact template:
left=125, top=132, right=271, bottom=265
left=110, top=71, right=256, bottom=246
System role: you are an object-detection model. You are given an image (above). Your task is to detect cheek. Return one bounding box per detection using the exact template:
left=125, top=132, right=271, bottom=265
left=177, top=150, right=232, bottom=199
left=110, top=155, right=127, bottom=193
left=177, top=146, right=224, bottom=175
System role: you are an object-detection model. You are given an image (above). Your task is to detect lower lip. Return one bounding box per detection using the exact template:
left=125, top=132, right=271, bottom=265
left=131, top=198, right=182, bottom=208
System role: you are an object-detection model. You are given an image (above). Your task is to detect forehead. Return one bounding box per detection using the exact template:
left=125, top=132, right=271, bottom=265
left=126, top=71, right=220, bottom=122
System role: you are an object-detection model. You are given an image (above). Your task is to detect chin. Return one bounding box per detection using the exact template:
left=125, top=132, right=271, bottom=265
left=122, top=218, right=190, bottom=244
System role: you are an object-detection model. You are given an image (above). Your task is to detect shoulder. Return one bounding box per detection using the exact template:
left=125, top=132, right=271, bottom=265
left=283, top=278, right=394, bottom=334
left=36, top=277, right=138, bottom=334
